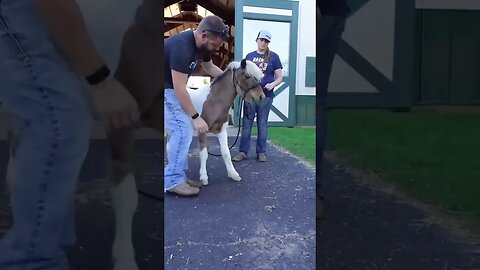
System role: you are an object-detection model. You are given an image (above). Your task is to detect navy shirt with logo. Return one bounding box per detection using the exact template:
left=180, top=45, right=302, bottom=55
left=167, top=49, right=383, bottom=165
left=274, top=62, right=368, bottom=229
left=164, top=30, right=211, bottom=89
left=245, top=50, right=283, bottom=97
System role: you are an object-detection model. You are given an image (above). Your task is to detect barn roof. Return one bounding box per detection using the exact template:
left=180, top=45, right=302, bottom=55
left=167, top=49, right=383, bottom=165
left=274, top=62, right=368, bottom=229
left=164, top=0, right=236, bottom=73
left=164, top=0, right=234, bottom=38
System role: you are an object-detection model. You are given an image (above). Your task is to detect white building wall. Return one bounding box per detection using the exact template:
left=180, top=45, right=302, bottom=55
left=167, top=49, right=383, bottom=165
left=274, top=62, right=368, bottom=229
left=294, top=0, right=317, bottom=96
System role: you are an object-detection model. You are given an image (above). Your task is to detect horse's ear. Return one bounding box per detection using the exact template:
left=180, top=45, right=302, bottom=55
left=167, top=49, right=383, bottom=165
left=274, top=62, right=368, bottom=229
left=241, top=59, right=247, bottom=69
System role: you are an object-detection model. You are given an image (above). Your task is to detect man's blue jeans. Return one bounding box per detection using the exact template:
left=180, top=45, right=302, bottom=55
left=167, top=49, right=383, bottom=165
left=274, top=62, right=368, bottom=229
left=0, top=0, right=93, bottom=269
left=239, top=96, right=273, bottom=156
left=164, top=89, right=193, bottom=191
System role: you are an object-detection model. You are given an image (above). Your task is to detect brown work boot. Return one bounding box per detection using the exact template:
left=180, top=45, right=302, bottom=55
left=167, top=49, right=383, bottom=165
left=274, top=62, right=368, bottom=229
left=257, top=153, right=267, bottom=162
left=168, top=182, right=200, bottom=196
left=232, top=152, right=247, bottom=162
left=186, top=178, right=203, bottom=188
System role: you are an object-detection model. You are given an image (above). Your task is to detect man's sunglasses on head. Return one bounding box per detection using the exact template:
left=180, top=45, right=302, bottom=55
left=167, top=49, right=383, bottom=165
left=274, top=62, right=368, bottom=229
left=203, top=27, right=229, bottom=38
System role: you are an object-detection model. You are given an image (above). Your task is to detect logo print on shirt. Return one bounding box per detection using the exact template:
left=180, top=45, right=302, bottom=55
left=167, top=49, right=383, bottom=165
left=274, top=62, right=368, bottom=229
left=252, top=57, right=268, bottom=72
left=189, top=61, right=197, bottom=70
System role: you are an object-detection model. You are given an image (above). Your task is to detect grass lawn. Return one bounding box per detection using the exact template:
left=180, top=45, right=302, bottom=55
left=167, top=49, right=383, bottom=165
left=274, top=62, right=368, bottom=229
left=327, top=109, right=480, bottom=231
left=251, top=126, right=316, bottom=166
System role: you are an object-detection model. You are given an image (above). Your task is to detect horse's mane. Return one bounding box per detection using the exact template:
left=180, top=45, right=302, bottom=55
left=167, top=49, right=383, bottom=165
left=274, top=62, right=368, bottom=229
left=210, top=65, right=233, bottom=86
left=211, top=60, right=264, bottom=86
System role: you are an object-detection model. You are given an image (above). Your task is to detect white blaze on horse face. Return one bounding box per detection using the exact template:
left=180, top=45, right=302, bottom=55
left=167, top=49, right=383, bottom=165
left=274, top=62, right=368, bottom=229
left=217, top=122, right=241, bottom=181
left=111, top=173, right=139, bottom=270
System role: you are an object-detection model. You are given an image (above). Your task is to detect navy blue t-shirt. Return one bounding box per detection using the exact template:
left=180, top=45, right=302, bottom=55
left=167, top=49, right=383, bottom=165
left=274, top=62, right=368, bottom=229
left=164, top=30, right=211, bottom=89
left=245, top=50, right=283, bottom=97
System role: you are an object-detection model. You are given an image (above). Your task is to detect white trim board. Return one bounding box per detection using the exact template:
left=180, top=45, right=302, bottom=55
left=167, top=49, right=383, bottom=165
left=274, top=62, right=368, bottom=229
left=243, top=6, right=292, bottom=16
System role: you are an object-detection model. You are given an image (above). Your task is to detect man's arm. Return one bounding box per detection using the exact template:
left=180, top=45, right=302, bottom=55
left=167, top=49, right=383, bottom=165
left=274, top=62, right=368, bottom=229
left=171, top=69, right=208, bottom=134
left=201, top=60, right=223, bottom=78
left=34, top=0, right=105, bottom=77
left=171, top=70, right=197, bottom=117
left=35, top=0, right=140, bottom=129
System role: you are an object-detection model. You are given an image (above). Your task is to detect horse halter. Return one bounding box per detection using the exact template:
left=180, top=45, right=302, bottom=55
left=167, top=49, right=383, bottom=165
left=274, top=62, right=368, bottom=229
left=231, top=68, right=261, bottom=99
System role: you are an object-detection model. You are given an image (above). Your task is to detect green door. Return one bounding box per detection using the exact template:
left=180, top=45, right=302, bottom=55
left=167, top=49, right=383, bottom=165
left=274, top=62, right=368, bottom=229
left=233, top=0, right=299, bottom=127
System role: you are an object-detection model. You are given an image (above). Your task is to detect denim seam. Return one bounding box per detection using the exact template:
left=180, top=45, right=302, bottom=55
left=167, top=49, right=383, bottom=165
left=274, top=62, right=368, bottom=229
left=164, top=97, right=184, bottom=187
left=0, top=9, right=61, bottom=257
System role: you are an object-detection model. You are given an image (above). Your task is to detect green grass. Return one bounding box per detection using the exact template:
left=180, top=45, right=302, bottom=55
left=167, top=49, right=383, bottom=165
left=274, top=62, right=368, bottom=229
left=251, top=127, right=316, bottom=165
left=327, top=109, right=480, bottom=231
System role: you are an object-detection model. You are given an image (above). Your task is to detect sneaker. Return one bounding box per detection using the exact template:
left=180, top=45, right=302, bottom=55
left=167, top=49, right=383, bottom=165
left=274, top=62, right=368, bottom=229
left=257, top=153, right=267, bottom=162
left=168, top=182, right=200, bottom=196
left=186, top=178, right=203, bottom=188
left=232, top=152, right=247, bottom=162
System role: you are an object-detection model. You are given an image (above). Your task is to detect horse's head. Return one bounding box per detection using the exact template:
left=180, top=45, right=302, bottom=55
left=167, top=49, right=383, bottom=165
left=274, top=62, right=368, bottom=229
left=231, top=59, right=266, bottom=104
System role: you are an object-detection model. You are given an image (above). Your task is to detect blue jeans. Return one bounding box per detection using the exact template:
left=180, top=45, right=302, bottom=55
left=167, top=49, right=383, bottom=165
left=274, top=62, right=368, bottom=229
left=239, top=96, right=273, bottom=156
left=0, top=0, right=93, bottom=269
left=164, top=89, right=193, bottom=191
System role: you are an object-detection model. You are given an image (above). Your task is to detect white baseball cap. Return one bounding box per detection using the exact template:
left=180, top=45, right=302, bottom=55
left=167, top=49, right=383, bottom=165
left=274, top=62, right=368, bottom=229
left=256, top=30, right=272, bottom=42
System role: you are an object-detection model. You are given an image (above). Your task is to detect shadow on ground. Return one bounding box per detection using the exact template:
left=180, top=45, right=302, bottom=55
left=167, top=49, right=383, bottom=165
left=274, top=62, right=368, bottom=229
left=164, top=137, right=316, bottom=270
left=317, top=159, right=480, bottom=269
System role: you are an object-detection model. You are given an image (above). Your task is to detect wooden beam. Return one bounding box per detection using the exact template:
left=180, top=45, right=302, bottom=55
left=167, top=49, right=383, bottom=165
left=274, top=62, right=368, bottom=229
left=191, top=0, right=234, bottom=25
left=220, top=37, right=234, bottom=67
left=164, top=23, right=183, bottom=32
left=164, top=18, right=202, bottom=24
left=164, top=0, right=181, bottom=8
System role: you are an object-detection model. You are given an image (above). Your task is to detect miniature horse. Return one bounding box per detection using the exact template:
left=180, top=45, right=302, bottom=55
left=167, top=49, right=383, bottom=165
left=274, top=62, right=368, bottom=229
left=166, top=59, right=266, bottom=185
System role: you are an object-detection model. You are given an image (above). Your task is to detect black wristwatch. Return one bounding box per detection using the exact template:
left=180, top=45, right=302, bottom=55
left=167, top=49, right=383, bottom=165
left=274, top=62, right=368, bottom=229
left=191, top=112, right=199, bottom=120
left=86, top=65, right=110, bottom=85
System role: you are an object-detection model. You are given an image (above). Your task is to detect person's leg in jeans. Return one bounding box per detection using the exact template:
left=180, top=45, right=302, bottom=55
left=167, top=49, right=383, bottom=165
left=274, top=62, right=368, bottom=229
left=237, top=100, right=256, bottom=157
left=256, top=96, right=273, bottom=158
left=0, top=1, right=93, bottom=268
left=163, top=89, right=194, bottom=192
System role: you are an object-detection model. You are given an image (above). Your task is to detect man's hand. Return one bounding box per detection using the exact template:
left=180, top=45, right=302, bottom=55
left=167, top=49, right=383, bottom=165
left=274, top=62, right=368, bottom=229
left=201, top=60, right=223, bottom=78
left=92, top=76, right=140, bottom=130
left=193, top=117, right=209, bottom=134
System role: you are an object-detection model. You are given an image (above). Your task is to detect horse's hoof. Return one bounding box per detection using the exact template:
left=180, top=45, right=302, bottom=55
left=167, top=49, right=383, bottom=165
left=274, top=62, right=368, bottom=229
left=229, top=173, right=241, bottom=181
left=201, top=179, right=209, bottom=186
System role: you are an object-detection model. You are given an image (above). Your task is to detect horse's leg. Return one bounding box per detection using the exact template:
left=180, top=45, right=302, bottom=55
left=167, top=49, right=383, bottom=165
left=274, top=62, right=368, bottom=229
left=198, top=132, right=209, bottom=185
left=217, top=122, right=241, bottom=181
left=107, top=128, right=139, bottom=270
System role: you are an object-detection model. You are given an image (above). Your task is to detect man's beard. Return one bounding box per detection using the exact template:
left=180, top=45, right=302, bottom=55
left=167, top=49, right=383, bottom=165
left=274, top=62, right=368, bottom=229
left=199, top=42, right=213, bottom=54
